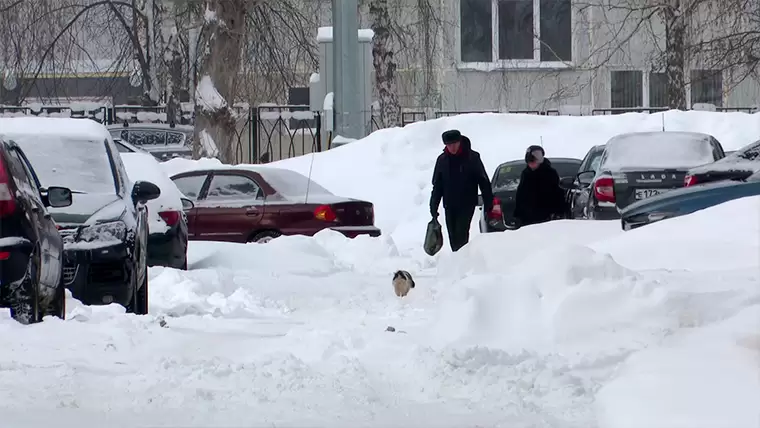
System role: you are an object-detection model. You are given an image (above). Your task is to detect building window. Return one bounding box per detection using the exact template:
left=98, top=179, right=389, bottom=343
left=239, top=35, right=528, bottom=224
left=610, top=70, right=643, bottom=108
left=287, top=87, right=315, bottom=129
left=690, top=70, right=723, bottom=107
left=649, top=72, right=668, bottom=108
left=460, top=0, right=572, bottom=65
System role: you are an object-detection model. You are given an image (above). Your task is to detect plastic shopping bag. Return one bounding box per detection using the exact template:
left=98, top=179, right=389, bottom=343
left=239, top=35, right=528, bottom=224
left=423, top=218, right=444, bottom=256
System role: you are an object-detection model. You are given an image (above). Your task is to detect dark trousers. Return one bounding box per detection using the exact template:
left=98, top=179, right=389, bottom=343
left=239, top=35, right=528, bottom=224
left=444, top=206, right=476, bottom=252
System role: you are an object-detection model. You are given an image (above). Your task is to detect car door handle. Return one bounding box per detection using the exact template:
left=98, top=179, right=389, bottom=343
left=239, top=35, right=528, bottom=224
left=245, top=207, right=259, bottom=215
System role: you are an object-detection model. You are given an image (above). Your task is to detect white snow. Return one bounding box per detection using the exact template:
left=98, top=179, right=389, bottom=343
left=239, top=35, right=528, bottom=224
left=195, top=75, right=226, bottom=112
left=2, top=110, right=760, bottom=428
left=603, top=131, right=719, bottom=169
left=120, top=152, right=184, bottom=234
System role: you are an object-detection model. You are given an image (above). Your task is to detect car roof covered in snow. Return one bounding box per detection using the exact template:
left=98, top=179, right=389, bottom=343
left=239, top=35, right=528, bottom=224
left=0, top=117, right=112, bottom=141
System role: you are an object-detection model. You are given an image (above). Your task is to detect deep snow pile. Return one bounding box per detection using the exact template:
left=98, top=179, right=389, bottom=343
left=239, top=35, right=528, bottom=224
left=1, top=196, right=757, bottom=428
left=162, top=110, right=760, bottom=252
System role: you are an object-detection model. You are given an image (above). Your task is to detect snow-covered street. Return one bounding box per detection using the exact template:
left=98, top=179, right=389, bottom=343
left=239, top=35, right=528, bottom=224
left=2, top=111, right=760, bottom=428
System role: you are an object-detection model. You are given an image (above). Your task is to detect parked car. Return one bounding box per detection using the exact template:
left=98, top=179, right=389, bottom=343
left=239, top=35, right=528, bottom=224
left=120, top=152, right=192, bottom=269
left=0, top=138, right=73, bottom=324
left=477, top=157, right=581, bottom=232
left=170, top=166, right=381, bottom=243
left=562, top=131, right=726, bottom=220
left=563, top=144, right=606, bottom=219
left=107, top=123, right=193, bottom=161
left=684, top=139, right=760, bottom=186
left=620, top=172, right=760, bottom=230
left=1, top=117, right=161, bottom=314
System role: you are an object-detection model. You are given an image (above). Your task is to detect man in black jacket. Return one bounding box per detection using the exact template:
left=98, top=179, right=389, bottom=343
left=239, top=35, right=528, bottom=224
left=513, top=145, right=566, bottom=227
left=430, top=129, right=494, bottom=252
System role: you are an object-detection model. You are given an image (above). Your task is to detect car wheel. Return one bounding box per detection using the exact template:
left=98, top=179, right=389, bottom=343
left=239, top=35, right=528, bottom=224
left=250, top=230, right=282, bottom=244
left=9, top=246, right=42, bottom=325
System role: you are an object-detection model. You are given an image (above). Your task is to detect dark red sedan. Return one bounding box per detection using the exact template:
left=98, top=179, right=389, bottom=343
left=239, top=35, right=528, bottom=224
left=170, top=166, right=381, bottom=243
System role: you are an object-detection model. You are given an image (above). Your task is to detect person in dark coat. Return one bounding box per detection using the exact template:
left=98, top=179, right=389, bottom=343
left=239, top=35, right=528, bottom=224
left=512, top=145, right=566, bottom=227
left=430, top=129, right=494, bottom=252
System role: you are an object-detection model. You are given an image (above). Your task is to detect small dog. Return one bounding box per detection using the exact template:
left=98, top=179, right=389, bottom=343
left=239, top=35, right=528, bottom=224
left=392, top=270, right=415, bottom=297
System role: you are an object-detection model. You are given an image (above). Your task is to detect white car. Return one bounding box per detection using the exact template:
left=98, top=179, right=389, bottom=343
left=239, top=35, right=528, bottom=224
left=120, top=152, right=193, bottom=269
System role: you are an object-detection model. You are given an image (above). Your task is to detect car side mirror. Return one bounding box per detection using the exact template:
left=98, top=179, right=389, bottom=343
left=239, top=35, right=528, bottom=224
left=559, top=176, right=576, bottom=189
left=181, top=197, right=194, bottom=211
left=131, top=180, right=161, bottom=204
left=44, top=186, right=73, bottom=208
left=477, top=194, right=483, bottom=206
left=576, top=171, right=596, bottom=187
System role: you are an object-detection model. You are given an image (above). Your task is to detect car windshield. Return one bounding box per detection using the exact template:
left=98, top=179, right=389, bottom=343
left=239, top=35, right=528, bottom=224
left=256, top=167, right=333, bottom=198
left=11, top=135, right=116, bottom=194
left=603, top=133, right=716, bottom=169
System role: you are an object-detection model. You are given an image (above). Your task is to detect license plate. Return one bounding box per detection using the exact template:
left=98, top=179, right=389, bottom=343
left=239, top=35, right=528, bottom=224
left=635, top=188, right=668, bottom=200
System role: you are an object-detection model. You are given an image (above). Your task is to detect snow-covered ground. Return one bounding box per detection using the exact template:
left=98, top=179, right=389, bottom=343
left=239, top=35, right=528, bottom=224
left=2, top=111, right=759, bottom=428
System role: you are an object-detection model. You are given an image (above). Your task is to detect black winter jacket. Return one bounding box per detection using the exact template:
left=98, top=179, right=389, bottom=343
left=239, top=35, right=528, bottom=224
left=430, top=136, right=494, bottom=215
left=513, top=159, right=566, bottom=225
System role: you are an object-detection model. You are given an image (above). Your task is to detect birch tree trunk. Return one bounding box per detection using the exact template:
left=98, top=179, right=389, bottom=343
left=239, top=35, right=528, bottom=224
left=369, top=0, right=401, bottom=128
left=193, top=0, right=246, bottom=162
left=662, top=0, right=687, bottom=109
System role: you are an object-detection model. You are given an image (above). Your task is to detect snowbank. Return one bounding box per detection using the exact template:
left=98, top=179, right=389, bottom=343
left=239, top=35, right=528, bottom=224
left=162, top=110, right=760, bottom=250
left=120, top=152, right=183, bottom=234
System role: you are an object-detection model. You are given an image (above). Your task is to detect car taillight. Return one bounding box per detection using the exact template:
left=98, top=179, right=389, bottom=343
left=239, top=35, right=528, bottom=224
left=594, top=176, right=615, bottom=203
left=314, top=204, right=337, bottom=222
left=684, top=174, right=697, bottom=187
left=0, top=157, right=16, bottom=217
left=487, top=197, right=502, bottom=219
left=0, top=251, right=10, bottom=260
left=159, top=210, right=180, bottom=226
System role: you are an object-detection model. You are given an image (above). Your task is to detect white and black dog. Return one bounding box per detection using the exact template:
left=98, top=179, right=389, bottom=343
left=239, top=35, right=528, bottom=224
left=392, top=270, right=415, bottom=297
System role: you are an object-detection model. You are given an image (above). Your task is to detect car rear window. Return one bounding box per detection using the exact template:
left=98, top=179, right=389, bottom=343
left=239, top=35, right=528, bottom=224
left=603, top=133, right=717, bottom=169
left=552, top=161, right=581, bottom=178
left=255, top=167, right=333, bottom=198
left=493, top=163, right=521, bottom=191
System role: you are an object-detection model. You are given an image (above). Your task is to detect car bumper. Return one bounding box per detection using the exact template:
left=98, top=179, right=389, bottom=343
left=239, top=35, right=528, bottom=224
left=147, top=232, right=186, bottom=269
left=63, top=240, right=134, bottom=307
left=0, top=237, right=33, bottom=307
left=591, top=204, right=620, bottom=220
left=329, top=225, right=382, bottom=238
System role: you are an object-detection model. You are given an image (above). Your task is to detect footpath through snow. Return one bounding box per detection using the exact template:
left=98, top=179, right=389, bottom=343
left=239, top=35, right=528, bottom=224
left=1, top=111, right=759, bottom=428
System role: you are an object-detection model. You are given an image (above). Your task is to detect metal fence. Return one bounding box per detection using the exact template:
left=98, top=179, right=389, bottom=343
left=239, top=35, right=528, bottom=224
left=2, top=103, right=758, bottom=164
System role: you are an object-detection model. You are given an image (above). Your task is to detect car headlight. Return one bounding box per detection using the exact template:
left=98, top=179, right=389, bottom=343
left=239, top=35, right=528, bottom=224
left=78, top=221, right=127, bottom=243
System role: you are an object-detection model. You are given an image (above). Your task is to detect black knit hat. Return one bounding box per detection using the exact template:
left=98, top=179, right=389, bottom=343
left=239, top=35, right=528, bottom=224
left=442, top=129, right=462, bottom=144
left=525, top=145, right=545, bottom=163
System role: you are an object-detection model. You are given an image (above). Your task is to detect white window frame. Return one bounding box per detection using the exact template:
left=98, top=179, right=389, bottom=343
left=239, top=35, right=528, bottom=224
left=458, top=0, right=575, bottom=71
left=606, top=68, right=725, bottom=110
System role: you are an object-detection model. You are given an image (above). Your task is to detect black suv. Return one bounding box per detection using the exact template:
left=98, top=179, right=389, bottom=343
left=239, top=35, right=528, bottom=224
left=4, top=118, right=161, bottom=314
left=0, top=138, right=73, bottom=324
